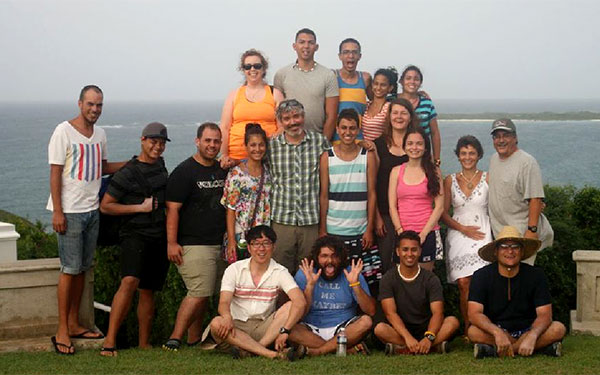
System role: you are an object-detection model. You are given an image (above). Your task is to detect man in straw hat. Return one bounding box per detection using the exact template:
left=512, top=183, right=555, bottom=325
left=467, top=226, right=566, bottom=359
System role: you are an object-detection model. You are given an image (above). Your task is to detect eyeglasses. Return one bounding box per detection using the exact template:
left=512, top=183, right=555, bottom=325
left=249, top=240, right=273, bottom=248
left=341, top=50, right=360, bottom=56
left=498, top=243, right=522, bottom=250
left=243, top=63, right=263, bottom=71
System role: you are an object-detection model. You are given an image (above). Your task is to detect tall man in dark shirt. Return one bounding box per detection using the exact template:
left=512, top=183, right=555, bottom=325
left=162, top=122, right=228, bottom=350
left=99, top=122, right=170, bottom=356
left=468, top=226, right=566, bottom=358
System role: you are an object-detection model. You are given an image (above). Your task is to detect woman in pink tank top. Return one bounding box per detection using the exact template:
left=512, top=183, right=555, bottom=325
left=388, top=126, right=444, bottom=271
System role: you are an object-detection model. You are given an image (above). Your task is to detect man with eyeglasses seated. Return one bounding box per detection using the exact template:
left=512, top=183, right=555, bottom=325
left=468, top=226, right=566, bottom=359
left=205, top=225, right=308, bottom=361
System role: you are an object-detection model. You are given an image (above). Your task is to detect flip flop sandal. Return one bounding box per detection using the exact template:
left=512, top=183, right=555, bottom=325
left=354, top=341, right=371, bottom=355
left=70, top=329, right=104, bottom=339
left=100, top=347, right=117, bottom=357
left=51, top=336, right=74, bottom=355
left=162, top=338, right=181, bottom=351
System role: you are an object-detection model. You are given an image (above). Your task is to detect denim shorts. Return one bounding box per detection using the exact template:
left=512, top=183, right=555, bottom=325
left=58, top=210, right=99, bottom=275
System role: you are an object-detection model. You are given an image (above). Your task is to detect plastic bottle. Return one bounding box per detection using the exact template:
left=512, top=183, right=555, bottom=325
left=336, top=327, right=347, bottom=357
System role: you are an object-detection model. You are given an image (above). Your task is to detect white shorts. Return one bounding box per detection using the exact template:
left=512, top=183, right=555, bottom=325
left=304, top=316, right=360, bottom=341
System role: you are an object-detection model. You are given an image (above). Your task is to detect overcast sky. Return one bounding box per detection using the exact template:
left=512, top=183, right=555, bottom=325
left=1, top=0, right=598, bottom=102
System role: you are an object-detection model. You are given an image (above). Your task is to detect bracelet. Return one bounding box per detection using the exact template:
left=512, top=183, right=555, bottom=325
left=424, top=331, right=436, bottom=338
left=395, top=226, right=403, bottom=233
left=349, top=282, right=361, bottom=288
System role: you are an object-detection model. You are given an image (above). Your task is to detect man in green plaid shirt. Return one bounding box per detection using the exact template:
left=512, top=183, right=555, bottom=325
left=268, top=99, right=331, bottom=272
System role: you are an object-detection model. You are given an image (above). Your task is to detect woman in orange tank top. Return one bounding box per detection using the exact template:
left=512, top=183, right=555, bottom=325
left=219, top=49, right=284, bottom=168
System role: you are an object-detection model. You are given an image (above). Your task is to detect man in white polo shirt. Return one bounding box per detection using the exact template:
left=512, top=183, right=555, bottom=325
left=207, top=225, right=307, bottom=360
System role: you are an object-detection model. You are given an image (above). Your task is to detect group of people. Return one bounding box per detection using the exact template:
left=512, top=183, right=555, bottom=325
left=47, top=27, right=565, bottom=361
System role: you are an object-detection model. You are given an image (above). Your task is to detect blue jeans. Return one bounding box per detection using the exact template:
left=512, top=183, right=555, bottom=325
left=58, top=210, right=99, bottom=275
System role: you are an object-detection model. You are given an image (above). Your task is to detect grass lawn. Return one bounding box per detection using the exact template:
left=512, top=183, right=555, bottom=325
left=1, top=334, right=599, bottom=374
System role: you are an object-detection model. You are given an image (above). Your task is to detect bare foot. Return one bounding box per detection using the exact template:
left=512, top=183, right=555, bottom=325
left=100, top=347, right=117, bottom=357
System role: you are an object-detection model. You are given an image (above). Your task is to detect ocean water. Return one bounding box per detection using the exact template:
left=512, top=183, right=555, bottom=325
left=1, top=100, right=599, bottom=227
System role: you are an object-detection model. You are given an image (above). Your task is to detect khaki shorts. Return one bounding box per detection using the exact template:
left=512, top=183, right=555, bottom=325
left=177, top=245, right=225, bottom=298
left=201, top=311, right=276, bottom=351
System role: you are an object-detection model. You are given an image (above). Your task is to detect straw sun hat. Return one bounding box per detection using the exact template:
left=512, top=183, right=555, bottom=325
left=478, top=226, right=541, bottom=262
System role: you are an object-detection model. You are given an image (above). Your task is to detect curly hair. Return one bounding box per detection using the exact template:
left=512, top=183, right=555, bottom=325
left=239, top=49, right=268, bottom=80
left=310, top=235, right=348, bottom=268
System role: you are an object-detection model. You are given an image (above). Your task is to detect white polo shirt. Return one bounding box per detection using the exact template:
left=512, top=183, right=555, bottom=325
left=221, top=258, right=298, bottom=322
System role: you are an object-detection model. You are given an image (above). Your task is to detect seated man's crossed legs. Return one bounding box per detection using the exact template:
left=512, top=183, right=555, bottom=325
left=288, top=315, right=372, bottom=356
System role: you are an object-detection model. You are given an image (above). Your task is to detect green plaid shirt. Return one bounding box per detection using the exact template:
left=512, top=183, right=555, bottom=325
left=268, top=130, right=330, bottom=226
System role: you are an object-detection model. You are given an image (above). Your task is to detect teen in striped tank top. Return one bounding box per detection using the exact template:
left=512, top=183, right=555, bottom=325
left=319, top=109, right=381, bottom=290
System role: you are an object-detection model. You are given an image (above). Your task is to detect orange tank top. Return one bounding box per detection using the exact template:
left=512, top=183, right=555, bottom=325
left=228, top=85, right=278, bottom=160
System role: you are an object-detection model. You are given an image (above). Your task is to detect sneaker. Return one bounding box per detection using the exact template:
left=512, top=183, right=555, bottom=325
left=539, top=341, right=562, bottom=357
left=473, top=343, right=498, bottom=359
left=385, top=343, right=410, bottom=355
left=433, top=341, right=449, bottom=354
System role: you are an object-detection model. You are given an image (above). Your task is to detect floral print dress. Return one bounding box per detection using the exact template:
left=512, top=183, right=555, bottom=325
left=220, top=163, right=272, bottom=243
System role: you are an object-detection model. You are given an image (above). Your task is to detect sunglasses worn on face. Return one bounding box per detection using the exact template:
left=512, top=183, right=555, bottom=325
left=243, top=63, right=263, bottom=70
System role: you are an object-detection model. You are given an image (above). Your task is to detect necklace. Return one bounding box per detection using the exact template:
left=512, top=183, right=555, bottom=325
left=459, top=169, right=479, bottom=189
left=398, top=265, right=420, bottom=282
left=294, top=61, right=316, bottom=73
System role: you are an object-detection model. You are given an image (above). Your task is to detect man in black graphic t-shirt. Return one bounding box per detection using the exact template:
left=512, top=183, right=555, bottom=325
left=162, top=122, right=228, bottom=351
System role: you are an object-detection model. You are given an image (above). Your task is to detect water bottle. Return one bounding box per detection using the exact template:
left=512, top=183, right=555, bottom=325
left=336, top=327, right=347, bottom=357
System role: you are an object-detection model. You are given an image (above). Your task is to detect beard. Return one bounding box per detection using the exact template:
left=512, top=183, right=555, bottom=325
left=318, top=262, right=343, bottom=281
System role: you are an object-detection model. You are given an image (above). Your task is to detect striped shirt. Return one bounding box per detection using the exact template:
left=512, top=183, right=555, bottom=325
left=326, top=147, right=368, bottom=236
left=362, top=101, right=390, bottom=141
left=337, top=70, right=367, bottom=115
left=46, top=121, right=107, bottom=213
left=221, top=258, right=298, bottom=321
left=415, top=95, right=438, bottom=135
left=268, top=130, right=330, bottom=226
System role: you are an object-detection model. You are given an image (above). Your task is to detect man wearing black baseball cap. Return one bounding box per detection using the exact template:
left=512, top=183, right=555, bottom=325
left=99, top=121, right=170, bottom=356
left=487, top=118, right=553, bottom=265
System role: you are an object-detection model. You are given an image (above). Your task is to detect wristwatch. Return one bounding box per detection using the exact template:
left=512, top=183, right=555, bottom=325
left=527, top=225, right=538, bottom=233
left=424, top=332, right=436, bottom=342
left=279, top=327, right=291, bottom=335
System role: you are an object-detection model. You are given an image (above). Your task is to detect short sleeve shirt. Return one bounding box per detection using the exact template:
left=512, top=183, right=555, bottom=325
left=274, top=62, right=339, bottom=134
left=268, top=131, right=330, bottom=226
left=106, top=157, right=168, bottom=238
left=469, top=262, right=552, bottom=332
left=488, top=149, right=553, bottom=249
left=221, top=258, right=298, bottom=321
left=379, top=267, right=443, bottom=326
left=294, top=267, right=371, bottom=328
left=46, top=121, right=107, bottom=213
left=166, top=157, right=227, bottom=245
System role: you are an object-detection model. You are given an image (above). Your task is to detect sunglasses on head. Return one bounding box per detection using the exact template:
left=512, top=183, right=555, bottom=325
left=243, top=63, right=263, bottom=71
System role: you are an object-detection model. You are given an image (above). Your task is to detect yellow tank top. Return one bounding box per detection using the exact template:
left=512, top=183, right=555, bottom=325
left=228, top=85, right=278, bottom=160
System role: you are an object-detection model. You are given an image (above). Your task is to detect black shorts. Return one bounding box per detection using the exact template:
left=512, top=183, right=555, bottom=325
left=419, top=230, right=438, bottom=263
left=405, top=321, right=430, bottom=339
left=120, top=233, right=169, bottom=291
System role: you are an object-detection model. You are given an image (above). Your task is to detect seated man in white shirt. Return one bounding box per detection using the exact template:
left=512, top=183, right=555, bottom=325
left=207, top=225, right=307, bottom=360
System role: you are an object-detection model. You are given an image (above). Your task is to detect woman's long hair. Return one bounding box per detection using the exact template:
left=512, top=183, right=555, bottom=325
left=402, top=125, right=440, bottom=197
left=383, top=98, right=420, bottom=148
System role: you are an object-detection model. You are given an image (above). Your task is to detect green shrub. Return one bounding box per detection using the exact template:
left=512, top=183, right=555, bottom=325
left=0, top=209, right=58, bottom=259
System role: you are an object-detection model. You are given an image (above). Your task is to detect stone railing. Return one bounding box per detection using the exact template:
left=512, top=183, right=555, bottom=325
left=0, top=222, right=98, bottom=352
left=571, top=250, right=600, bottom=335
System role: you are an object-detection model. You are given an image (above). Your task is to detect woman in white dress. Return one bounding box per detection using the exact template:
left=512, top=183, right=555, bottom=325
left=442, top=135, right=491, bottom=334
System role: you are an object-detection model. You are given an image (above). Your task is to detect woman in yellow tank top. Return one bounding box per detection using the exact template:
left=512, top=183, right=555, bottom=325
left=219, top=49, right=284, bottom=168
